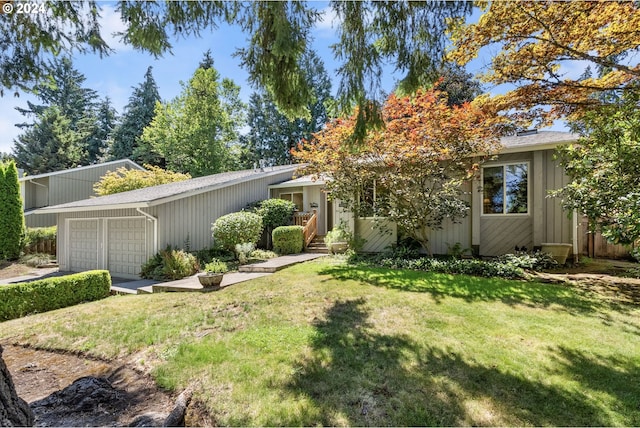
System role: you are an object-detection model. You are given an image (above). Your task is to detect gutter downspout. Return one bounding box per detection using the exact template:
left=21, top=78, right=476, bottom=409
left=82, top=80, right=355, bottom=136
left=136, top=208, right=158, bottom=255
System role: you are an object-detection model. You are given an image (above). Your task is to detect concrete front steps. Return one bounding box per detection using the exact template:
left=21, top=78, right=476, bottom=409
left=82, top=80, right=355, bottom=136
left=305, top=235, right=328, bottom=254
left=238, top=252, right=326, bottom=273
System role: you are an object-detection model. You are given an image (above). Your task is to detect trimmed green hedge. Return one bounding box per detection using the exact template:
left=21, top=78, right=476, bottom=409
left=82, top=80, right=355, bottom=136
left=272, top=226, right=304, bottom=255
left=212, top=212, right=263, bottom=252
left=0, top=270, right=111, bottom=321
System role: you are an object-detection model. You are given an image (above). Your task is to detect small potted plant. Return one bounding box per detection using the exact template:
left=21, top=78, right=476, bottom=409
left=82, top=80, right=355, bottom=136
left=198, top=258, right=228, bottom=289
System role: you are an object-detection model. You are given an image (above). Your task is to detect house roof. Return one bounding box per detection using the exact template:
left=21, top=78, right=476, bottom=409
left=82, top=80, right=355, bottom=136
left=19, top=159, right=144, bottom=182
left=499, top=130, right=579, bottom=154
left=271, top=131, right=579, bottom=189
left=35, top=164, right=300, bottom=213
left=269, top=174, right=327, bottom=189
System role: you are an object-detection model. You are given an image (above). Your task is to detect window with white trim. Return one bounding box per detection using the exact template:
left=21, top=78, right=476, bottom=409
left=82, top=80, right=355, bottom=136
left=359, top=180, right=389, bottom=218
left=482, top=163, right=529, bottom=214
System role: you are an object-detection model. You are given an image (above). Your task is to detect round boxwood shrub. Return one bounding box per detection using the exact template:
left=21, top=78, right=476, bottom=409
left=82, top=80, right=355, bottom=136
left=272, top=226, right=304, bottom=255
left=212, top=212, right=263, bottom=252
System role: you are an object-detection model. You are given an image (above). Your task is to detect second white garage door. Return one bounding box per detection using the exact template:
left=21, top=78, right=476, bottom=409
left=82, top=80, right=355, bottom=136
left=107, top=218, right=147, bottom=278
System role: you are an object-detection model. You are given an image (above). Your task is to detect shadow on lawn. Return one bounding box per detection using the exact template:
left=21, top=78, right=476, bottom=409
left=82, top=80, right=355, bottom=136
left=318, top=264, right=632, bottom=315
left=258, top=298, right=635, bottom=426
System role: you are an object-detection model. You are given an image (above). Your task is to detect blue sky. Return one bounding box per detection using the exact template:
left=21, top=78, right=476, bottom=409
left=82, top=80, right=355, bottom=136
left=0, top=2, right=572, bottom=155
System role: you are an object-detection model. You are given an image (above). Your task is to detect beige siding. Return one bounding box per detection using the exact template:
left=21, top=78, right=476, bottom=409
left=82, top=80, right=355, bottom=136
left=356, top=218, right=397, bottom=252
left=153, top=169, right=296, bottom=251
left=25, top=213, right=57, bottom=228
left=48, top=161, right=139, bottom=206
left=542, top=150, right=573, bottom=244
left=477, top=149, right=574, bottom=257
left=24, top=160, right=141, bottom=227
left=480, top=216, right=533, bottom=255
left=429, top=181, right=472, bottom=255
left=479, top=152, right=533, bottom=256
left=272, top=184, right=328, bottom=235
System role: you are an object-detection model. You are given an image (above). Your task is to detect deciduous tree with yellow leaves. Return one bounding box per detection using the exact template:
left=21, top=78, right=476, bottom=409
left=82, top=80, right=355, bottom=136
left=449, top=0, right=640, bottom=126
left=93, top=164, right=190, bottom=196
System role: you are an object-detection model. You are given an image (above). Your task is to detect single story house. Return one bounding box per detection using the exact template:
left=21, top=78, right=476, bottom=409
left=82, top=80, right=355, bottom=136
left=35, top=165, right=298, bottom=278
left=20, top=159, right=144, bottom=227
left=270, top=130, right=581, bottom=257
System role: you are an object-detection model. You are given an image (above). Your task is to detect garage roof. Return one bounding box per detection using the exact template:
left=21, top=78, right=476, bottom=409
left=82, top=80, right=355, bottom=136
left=36, top=165, right=300, bottom=213
left=19, top=158, right=143, bottom=182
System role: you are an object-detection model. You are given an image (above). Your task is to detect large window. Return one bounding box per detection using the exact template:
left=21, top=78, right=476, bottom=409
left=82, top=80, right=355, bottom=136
left=359, top=180, right=389, bottom=218
left=280, top=192, right=303, bottom=211
left=482, top=163, right=528, bottom=215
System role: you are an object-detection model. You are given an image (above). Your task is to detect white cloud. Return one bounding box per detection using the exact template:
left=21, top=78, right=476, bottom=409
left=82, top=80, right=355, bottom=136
left=98, top=4, right=131, bottom=53
left=314, top=6, right=340, bottom=38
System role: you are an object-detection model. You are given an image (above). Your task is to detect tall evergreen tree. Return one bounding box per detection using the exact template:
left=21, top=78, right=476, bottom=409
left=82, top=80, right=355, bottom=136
left=243, top=49, right=332, bottom=166
left=15, top=57, right=98, bottom=131
left=110, top=66, right=161, bottom=161
left=140, top=55, right=244, bottom=176
left=13, top=56, right=99, bottom=168
left=13, top=107, right=85, bottom=174
left=0, top=160, right=25, bottom=260
left=86, top=97, right=118, bottom=163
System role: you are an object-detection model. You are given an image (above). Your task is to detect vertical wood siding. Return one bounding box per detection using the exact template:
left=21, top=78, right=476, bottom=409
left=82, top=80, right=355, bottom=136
left=429, top=181, right=472, bottom=255
left=356, top=218, right=397, bottom=252
left=48, top=161, right=137, bottom=206
left=152, top=170, right=296, bottom=251
left=542, top=150, right=572, bottom=244
left=24, top=160, right=140, bottom=228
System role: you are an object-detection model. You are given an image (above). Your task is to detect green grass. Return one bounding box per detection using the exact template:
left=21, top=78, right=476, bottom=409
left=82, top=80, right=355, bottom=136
left=1, top=258, right=639, bottom=426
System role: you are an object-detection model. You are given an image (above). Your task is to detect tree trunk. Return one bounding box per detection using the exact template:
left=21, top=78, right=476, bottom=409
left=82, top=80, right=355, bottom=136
left=0, top=345, right=34, bottom=427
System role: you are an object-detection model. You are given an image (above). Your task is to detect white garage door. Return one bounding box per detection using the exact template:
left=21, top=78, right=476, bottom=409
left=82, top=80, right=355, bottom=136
left=107, top=218, right=147, bottom=277
left=69, top=220, right=99, bottom=271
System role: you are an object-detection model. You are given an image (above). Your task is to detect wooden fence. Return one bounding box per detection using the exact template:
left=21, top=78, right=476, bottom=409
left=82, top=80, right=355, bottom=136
left=23, top=239, right=57, bottom=256
left=577, top=217, right=633, bottom=259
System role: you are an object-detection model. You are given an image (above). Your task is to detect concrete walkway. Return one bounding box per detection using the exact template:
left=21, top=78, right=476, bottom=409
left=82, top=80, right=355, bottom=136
left=116, top=252, right=327, bottom=294
left=1, top=253, right=326, bottom=295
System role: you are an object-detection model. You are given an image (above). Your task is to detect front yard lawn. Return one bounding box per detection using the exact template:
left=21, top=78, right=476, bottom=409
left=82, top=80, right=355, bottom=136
left=1, top=258, right=638, bottom=426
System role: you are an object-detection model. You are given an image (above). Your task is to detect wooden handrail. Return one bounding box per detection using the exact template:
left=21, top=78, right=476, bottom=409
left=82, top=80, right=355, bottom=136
left=300, top=209, right=318, bottom=248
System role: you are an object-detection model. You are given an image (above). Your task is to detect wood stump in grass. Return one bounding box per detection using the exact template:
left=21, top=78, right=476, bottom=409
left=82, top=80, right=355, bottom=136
left=0, top=345, right=34, bottom=426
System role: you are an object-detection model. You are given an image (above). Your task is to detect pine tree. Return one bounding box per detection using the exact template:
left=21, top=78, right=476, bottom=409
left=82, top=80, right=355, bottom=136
left=243, top=49, right=332, bottom=166
left=13, top=56, right=99, bottom=168
left=15, top=57, right=98, bottom=131
left=86, top=97, right=118, bottom=163
left=0, top=160, right=25, bottom=260
left=13, top=107, right=85, bottom=174
left=110, top=67, right=161, bottom=161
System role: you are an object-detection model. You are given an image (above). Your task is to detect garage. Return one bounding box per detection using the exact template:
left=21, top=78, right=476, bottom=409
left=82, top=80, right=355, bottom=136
left=38, top=165, right=299, bottom=279
left=68, top=219, right=99, bottom=271
left=66, top=217, right=149, bottom=279
left=107, top=218, right=147, bottom=277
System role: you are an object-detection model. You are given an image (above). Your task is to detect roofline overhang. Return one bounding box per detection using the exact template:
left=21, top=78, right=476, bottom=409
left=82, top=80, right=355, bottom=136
left=31, top=164, right=302, bottom=214
left=33, top=202, right=150, bottom=214
left=498, top=139, right=577, bottom=155
left=268, top=180, right=326, bottom=189
left=147, top=165, right=300, bottom=207
left=18, top=159, right=144, bottom=182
